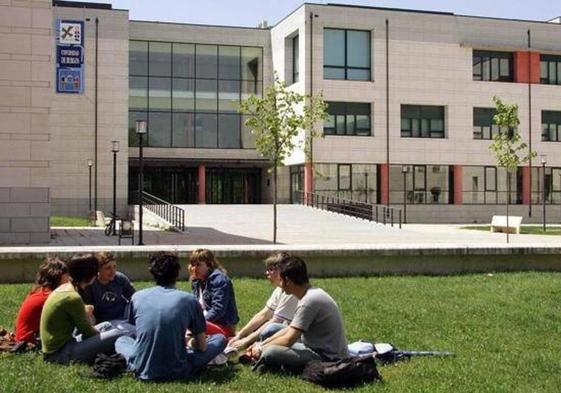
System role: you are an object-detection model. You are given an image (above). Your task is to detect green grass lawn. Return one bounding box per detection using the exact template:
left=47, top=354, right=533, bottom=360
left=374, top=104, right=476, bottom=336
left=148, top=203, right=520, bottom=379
left=462, top=225, right=561, bottom=235
left=50, top=216, right=92, bottom=227
left=2, top=273, right=561, bottom=392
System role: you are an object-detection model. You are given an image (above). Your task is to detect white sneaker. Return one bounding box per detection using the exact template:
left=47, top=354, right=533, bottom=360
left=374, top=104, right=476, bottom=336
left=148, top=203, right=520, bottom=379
left=207, top=353, right=228, bottom=366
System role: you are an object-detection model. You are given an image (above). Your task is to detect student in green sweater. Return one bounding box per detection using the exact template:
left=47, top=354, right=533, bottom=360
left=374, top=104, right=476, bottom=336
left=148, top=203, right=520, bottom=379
left=40, top=253, right=126, bottom=364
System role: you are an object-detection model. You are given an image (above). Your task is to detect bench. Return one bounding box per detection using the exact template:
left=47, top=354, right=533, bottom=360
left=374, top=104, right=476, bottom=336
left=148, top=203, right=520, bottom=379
left=490, top=215, right=522, bottom=234
left=95, top=211, right=111, bottom=227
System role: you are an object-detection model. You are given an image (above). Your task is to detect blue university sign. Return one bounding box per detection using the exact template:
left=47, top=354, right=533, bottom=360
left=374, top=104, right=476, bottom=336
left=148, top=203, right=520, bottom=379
left=55, top=20, right=84, bottom=94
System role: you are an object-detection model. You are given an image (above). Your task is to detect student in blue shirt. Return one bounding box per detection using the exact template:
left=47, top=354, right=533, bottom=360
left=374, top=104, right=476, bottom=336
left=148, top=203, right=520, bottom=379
left=115, top=252, right=226, bottom=381
left=85, top=252, right=135, bottom=322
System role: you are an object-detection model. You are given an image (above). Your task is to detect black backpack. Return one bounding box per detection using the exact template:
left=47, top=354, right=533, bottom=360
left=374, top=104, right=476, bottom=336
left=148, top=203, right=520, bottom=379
left=90, top=353, right=127, bottom=379
left=301, top=354, right=382, bottom=388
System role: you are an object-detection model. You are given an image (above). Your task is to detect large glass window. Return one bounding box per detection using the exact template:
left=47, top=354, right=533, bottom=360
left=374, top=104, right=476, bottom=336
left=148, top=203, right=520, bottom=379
left=473, top=50, right=513, bottom=82
left=473, top=107, right=499, bottom=140
left=542, top=110, right=561, bottom=142
left=129, top=40, right=262, bottom=148
left=315, top=163, right=377, bottom=202
left=462, top=166, right=518, bottom=204
left=401, top=105, right=445, bottom=138
left=324, top=28, right=370, bottom=81
left=540, top=55, right=561, bottom=85
left=292, top=35, right=299, bottom=83
left=324, top=102, right=371, bottom=136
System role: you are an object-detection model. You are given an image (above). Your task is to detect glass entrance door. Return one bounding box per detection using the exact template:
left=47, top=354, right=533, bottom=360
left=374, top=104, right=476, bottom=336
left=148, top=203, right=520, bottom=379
left=206, top=168, right=261, bottom=204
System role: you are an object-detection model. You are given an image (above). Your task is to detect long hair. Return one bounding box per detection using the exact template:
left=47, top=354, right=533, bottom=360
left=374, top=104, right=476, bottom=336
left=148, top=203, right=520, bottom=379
left=31, top=257, right=68, bottom=293
left=189, top=249, right=226, bottom=275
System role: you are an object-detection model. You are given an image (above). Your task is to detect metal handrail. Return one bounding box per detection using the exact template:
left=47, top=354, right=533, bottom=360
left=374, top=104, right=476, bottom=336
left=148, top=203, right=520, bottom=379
left=298, top=191, right=402, bottom=228
left=141, top=191, right=185, bottom=232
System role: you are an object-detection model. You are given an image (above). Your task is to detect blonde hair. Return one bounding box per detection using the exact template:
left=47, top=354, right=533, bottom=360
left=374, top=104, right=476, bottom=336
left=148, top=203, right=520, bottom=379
left=189, top=249, right=226, bottom=274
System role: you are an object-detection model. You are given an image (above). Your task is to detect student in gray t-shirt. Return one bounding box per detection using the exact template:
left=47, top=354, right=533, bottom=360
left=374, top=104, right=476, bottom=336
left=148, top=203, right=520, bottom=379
left=250, top=254, right=348, bottom=374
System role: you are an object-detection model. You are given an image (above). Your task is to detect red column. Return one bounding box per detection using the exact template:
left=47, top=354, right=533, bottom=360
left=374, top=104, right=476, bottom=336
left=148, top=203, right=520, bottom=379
left=304, top=162, right=313, bottom=194
left=514, top=51, right=540, bottom=83
left=379, top=163, right=389, bottom=205
left=453, top=165, right=463, bottom=205
left=198, top=164, right=206, bottom=204
left=522, top=165, right=531, bottom=205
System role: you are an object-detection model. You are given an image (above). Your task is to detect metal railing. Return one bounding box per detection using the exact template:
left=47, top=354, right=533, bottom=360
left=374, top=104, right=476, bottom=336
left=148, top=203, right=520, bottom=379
left=142, top=191, right=185, bottom=232
left=298, top=191, right=402, bottom=228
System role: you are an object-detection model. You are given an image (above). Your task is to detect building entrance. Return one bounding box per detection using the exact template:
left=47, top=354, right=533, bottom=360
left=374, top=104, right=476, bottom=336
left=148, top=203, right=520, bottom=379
left=206, top=168, right=261, bottom=204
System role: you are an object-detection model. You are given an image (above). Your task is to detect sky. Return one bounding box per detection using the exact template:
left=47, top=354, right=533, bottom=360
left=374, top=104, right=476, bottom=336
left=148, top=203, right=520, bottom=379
left=82, top=0, right=561, bottom=27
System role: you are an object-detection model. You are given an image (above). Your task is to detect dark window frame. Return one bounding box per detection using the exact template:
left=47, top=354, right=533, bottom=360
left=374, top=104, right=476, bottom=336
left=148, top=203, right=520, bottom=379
left=400, top=105, right=445, bottom=139
left=540, top=54, right=561, bottom=85
left=473, top=107, right=500, bottom=140
left=324, top=102, right=371, bottom=136
left=129, top=39, right=263, bottom=149
left=292, top=35, right=299, bottom=84
left=323, top=28, right=371, bottom=81
left=542, top=110, right=561, bottom=142
left=473, top=50, right=513, bottom=82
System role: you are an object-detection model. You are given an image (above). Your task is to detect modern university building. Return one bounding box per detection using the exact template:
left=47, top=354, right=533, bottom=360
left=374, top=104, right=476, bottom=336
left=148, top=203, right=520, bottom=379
left=2, top=0, right=561, bottom=244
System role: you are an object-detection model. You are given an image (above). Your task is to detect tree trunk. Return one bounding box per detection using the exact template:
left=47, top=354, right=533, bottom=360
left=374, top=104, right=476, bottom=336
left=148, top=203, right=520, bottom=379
left=506, top=171, right=510, bottom=244
left=273, top=165, right=278, bottom=244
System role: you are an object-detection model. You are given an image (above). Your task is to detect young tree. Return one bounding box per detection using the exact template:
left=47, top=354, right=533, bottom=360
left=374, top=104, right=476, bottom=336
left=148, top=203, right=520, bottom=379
left=489, top=96, right=536, bottom=243
left=239, top=75, right=327, bottom=244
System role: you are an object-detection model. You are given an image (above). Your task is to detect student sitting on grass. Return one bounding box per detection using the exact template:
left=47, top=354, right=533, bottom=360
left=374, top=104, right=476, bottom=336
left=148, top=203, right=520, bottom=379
left=14, top=257, right=69, bottom=345
left=40, top=254, right=126, bottom=364
left=227, top=252, right=298, bottom=353
left=249, top=254, right=349, bottom=374
left=115, top=252, right=226, bottom=381
left=189, top=249, right=239, bottom=338
left=85, top=252, right=135, bottom=323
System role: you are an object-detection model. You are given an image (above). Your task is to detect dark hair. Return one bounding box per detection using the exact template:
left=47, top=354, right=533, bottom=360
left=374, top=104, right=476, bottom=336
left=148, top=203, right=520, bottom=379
left=149, top=252, right=180, bottom=287
left=277, top=254, right=309, bottom=286
left=95, top=251, right=116, bottom=268
left=67, top=254, right=99, bottom=285
left=31, top=257, right=68, bottom=292
left=264, top=252, right=291, bottom=270
left=189, top=249, right=226, bottom=274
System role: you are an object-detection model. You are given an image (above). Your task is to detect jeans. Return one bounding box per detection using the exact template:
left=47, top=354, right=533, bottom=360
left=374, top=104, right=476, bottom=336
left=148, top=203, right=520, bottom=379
left=44, top=326, right=126, bottom=364
left=115, top=334, right=227, bottom=379
left=259, top=322, right=286, bottom=341
left=252, top=342, right=322, bottom=374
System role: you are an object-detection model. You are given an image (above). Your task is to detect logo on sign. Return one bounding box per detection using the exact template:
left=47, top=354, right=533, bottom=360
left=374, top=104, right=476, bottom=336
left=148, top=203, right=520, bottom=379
left=59, top=21, right=83, bottom=45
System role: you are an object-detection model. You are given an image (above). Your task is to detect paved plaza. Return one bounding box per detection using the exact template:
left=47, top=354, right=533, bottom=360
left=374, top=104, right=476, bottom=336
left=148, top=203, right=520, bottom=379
left=44, top=205, right=561, bottom=247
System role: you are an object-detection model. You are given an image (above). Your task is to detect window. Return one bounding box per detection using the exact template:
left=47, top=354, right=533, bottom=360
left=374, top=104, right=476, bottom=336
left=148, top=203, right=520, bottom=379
left=129, top=40, right=262, bottom=148
left=540, top=55, right=561, bottom=85
left=324, top=102, right=371, bottom=136
left=401, top=105, right=445, bottom=138
left=324, top=28, right=370, bottom=81
left=315, top=163, right=376, bottom=202
left=292, top=35, right=299, bottom=83
left=542, top=110, right=561, bottom=142
left=473, top=108, right=499, bottom=140
left=473, top=50, right=513, bottom=82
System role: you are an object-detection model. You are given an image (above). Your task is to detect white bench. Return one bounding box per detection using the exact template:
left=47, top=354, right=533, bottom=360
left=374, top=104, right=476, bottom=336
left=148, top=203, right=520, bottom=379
left=95, top=211, right=111, bottom=227
left=490, top=215, right=522, bottom=234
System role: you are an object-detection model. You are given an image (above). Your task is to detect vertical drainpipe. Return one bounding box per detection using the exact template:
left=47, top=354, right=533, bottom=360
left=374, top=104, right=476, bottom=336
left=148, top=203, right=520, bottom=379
left=385, top=19, right=390, bottom=206
left=308, top=11, right=316, bottom=195
left=527, top=29, right=532, bottom=217
left=94, top=17, right=99, bottom=213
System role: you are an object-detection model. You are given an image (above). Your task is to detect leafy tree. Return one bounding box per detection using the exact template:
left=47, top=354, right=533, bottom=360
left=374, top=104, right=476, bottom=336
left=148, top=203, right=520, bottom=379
left=489, top=96, right=536, bottom=243
left=239, top=75, right=327, bottom=243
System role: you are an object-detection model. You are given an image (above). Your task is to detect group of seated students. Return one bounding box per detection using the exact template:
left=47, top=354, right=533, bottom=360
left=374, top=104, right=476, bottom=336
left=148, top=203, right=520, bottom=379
left=13, top=249, right=349, bottom=381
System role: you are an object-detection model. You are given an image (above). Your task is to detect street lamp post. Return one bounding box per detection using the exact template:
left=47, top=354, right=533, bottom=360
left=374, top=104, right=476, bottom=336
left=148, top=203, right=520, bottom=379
left=136, top=120, right=147, bottom=245
left=87, top=158, right=93, bottom=213
left=541, top=156, right=547, bottom=232
left=111, top=141, right=119, bottom=236
left=402, top=165, right=409, bottom=224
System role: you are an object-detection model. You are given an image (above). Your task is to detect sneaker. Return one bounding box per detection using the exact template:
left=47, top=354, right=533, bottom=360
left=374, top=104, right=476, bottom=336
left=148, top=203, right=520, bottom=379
left=224, top=346, right=242, bottom=364
left=207, top=353, right=228, bottom=366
